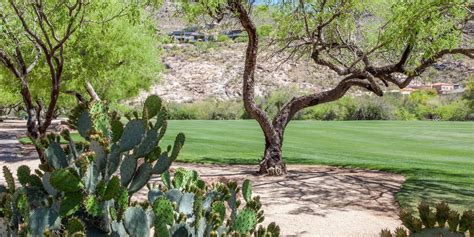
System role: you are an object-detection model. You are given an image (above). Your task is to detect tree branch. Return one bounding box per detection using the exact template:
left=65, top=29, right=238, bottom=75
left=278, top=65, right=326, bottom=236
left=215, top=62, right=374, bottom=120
left=229, top=0, right=275, bottom=141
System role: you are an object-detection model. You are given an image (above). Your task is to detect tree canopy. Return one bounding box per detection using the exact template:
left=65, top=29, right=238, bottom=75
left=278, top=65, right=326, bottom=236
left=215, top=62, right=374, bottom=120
left=0, top=0, right=161, bottom=109
left=181, top=0, right=473, bottom=174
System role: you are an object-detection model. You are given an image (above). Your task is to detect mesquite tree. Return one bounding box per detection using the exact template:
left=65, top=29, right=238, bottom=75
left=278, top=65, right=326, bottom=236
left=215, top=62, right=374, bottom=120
left=186, top=0, right=474, bottom=175
left=0, top=0, right=158, bottom=162
left=0, top=0, right=89, bottom=162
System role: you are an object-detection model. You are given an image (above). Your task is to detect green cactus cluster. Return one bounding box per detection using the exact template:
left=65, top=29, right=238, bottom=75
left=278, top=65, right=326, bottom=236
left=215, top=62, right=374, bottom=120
left=380, top=201, right=474, bottom=237
left=0, top=95, right=185, bottom=236
left=144, top=168, right=279, bottom=237
left=0, top=94, right=279, bottom=237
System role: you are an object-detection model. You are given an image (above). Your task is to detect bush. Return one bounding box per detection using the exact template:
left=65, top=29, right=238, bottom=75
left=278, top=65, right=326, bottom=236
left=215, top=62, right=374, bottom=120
left=0, top=95, right=278, bottom=236
left=216, top=34, right=232, bottom=43
left=349, top=98, right=395, bottom=120
left=302, top=97, right=356, bottom=120
left=257, top=24, right=273, bottom=38
left=168, top=99, right=244, bottom=120
left=164, top=88, right=470, bottom=121
left=395, top=108, right=417, bottom=120
left=437, top=101, right=470, bottom=121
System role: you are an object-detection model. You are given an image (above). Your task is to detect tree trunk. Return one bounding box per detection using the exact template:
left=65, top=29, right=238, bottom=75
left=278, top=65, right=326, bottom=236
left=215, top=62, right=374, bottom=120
left=21, top=82, right=47, bottom=163
left=25, top=106, right=47, bottom=163
left=259, top=138, right=286, bottom=175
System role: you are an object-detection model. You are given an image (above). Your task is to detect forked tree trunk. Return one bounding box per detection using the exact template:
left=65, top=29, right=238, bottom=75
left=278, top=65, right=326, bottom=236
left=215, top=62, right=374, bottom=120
left=228, top=0, right=473, bottom=175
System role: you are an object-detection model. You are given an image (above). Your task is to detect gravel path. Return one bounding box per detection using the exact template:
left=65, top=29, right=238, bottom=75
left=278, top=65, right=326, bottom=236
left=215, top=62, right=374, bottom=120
left=0, top=120, right=404, bottom=236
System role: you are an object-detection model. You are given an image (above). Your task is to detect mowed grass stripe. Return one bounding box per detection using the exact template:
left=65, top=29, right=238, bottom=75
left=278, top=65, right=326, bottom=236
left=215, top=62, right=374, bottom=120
left=160, top=120, right=474, bottom=210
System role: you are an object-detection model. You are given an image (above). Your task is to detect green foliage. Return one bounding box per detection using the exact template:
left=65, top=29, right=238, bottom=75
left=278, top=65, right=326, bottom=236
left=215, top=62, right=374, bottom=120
left=463, top=77, right=474, bottom=113
left=0, top=0, right=162, bottom=115
left=168, top=99, right=245, bottom=120
left=149, top=170, right=280, bottom=236
left=0, top=95, right=183, bottom=235
left=381, top=201, right=474, bottom=237
left=257, top=24, right=273, bottom=38
left=0, top=95, right=279, bottom=236
left=216, top=34, right=232, bottom=43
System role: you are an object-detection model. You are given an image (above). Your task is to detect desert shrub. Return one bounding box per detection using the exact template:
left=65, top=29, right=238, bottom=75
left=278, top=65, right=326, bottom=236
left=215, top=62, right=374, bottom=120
left=257, top=24, right=273, bottom=37
left=235, top=32, right=249, bottom=42
left=395, top=108, right=417, bottom=120
left=402, top=90, right=441, bottom=120
left=463, top=77, right=474, bottom=112
left=195, top=41, right=219, bottom=53
left=168, top=99, right=244, bottom=120
left=380, top=201, right=474, bottom=237
left=0, top=95, right=278, bottom=236
left=348, top=97, right=395, bottom=120
left=436, top=101, right=470, bottom=121
left=216, top=34, right=232, bottom=43
left=302, top=99, right=353, bottom=120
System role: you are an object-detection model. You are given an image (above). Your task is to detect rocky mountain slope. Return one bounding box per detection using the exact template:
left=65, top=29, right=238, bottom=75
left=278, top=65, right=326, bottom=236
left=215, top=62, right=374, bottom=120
left=135, top=42, right=473, bottom=103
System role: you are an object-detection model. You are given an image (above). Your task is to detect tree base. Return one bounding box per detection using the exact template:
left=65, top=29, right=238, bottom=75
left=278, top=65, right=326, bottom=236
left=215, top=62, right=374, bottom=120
left=258, top=158, right=287, bottom=176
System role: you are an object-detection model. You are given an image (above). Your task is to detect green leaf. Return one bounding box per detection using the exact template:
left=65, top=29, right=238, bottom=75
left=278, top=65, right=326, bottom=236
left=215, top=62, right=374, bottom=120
left=153, top=197, right=174, bottom=225
left=133, top=128, right=159, bottom=159
left=107, top=144, right=122, bottom=177
left=90, top=140, right=107, bottom=172
left=84, top=163, right=99, bottom=193
left=153, top=152, right=172, bottom=175
left=67, top=217, right=85, bottom=235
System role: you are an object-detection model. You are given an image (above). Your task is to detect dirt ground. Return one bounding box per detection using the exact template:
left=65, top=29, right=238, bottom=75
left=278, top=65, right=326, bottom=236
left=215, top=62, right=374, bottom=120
left=0, top=120, right=404, bottom=236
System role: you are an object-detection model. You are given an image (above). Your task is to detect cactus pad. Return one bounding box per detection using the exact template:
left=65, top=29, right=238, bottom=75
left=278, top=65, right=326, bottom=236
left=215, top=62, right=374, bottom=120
left=233, top=208, right=257, bottom=234
left=242, top=179, right=252, bottom=203
left=123, top=206, right=149, bottom=237
left=50, top=169, right=82, bottom=192
left=119, top=119, right=146, bottom=151
left=153, top=197, right=175, bottom=226
left=143, top=95, right=162, bottom=119
left=45, top=142, right=68, bottom=169
left=128, top=163, right=153, bottom=194
left=17, top=165, right=31, bottom=186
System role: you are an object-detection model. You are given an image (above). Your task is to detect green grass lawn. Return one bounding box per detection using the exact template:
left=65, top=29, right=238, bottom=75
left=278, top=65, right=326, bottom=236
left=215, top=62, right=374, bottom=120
left=160, top=120, right=474, bottom=210
left=18, top=120, right=474, bottom=210
left=18, top=133, right=84, bottom=145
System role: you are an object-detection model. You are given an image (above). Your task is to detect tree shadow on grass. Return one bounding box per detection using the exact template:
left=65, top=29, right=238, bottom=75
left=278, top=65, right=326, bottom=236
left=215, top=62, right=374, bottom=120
left=394, top=168, right=474, bottom=210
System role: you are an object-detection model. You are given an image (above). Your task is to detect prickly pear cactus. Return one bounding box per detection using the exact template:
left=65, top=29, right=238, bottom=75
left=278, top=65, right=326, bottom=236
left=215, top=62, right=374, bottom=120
left=123, top=206, right=149, bottom=237
left=233, top=208, right=258, bottom=234
left=380, top=201, right=474, bottom=237
left=0, top=95, right=190, bottom=236
left=147, top=170, right=279, bottom=237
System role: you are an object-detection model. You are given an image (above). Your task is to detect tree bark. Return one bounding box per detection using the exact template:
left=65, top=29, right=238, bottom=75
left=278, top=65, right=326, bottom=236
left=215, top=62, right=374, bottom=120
left=259, top=134, right=286, bottom=175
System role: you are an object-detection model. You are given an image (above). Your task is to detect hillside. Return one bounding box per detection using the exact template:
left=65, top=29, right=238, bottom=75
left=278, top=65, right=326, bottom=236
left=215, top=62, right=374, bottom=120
left=135, top=42, right=473, bottom=103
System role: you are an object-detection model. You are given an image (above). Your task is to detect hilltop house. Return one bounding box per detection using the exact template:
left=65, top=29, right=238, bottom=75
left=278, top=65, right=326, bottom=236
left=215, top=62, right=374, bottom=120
left=431, top=83, right=454, bottom=95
